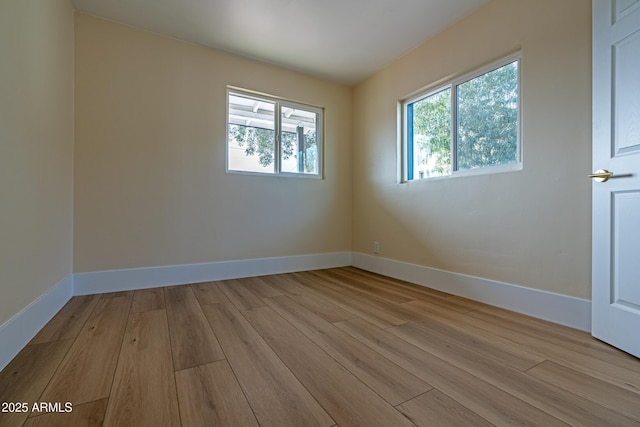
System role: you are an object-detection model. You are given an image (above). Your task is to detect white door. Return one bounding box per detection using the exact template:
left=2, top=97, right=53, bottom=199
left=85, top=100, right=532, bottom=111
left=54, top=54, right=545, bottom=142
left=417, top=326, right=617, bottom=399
left=591, top=0, right=640, bottom=358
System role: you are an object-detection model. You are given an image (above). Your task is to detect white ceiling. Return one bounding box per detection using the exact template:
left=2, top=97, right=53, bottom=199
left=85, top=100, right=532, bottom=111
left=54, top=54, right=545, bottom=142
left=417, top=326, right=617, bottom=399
left=71, top=0, right=490, bottom=85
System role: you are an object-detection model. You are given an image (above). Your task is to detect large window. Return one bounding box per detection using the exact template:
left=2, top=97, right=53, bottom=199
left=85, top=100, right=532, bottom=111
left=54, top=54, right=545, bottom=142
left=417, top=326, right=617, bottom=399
left=227, top=88, right=323, bottom=177
left=403, top=53, right=521, bottom=181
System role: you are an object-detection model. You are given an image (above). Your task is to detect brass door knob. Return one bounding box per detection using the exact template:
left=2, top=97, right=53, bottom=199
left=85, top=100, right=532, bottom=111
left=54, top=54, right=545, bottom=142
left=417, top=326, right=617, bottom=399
left=588, top=169, right=614, bottom=182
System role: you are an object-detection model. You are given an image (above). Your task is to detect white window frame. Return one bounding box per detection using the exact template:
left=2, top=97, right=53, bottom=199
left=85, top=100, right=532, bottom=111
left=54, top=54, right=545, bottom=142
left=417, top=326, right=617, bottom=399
left=226, top=87, right=324, bottom=178
left=400, top=52, right=522, bottom=182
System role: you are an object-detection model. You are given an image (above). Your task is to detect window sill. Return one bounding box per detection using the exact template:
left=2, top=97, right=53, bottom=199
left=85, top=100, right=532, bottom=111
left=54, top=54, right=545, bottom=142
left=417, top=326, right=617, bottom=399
left=226, top=169, right=324, bottom=180
left=402, top=162, right=523, bottom=184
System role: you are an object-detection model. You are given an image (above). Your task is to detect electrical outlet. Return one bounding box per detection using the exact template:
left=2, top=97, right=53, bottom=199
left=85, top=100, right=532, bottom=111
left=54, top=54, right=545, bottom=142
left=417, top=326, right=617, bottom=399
left=373, top=241, right=380, bottom=254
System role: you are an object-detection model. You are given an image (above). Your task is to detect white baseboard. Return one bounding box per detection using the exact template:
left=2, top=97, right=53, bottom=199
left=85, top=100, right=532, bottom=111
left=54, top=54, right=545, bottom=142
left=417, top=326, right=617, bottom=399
left=1, top=251, right=590, bottom=373
left=0, top=275, right=74, bottom=372
left=352, top=253, right=591, bottom=332
left=74, top=252, right=352, bottom=295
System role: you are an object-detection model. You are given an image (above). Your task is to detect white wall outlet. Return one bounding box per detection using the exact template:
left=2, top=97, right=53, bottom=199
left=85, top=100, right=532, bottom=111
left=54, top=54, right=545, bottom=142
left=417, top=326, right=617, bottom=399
left=373, top=241, right=380, bottom=254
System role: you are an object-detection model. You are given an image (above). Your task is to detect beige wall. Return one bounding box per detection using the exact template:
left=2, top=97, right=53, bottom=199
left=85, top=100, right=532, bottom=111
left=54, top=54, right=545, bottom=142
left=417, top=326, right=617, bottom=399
left=352, top=0, right=592, bottom=299
left=0, top=0, right=74, bottom=325
left=73, top=13, right=352, bottom=273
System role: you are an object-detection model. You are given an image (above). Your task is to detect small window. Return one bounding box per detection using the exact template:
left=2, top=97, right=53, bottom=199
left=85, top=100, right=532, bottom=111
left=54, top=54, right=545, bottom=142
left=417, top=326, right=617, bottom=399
left=227, top=88, right=323, bottom=177
left=403, top=53, right=520, bottom=181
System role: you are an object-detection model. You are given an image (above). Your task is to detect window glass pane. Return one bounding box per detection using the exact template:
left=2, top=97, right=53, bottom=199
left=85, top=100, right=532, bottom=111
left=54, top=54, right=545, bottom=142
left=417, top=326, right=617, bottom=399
left=280, top=107, right=319, bottom=174
left=410, top=88, right=452, bottom=179
left=227, top=93, right=276, bottom=173
left=456, top=61, right=519, bottom=170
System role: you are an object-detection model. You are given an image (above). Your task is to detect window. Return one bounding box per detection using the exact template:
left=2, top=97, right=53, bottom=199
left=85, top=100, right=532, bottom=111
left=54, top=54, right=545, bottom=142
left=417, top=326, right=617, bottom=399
left=227, top=88, right=323, bottom=177
left=403, top=53, right=520, bottom=181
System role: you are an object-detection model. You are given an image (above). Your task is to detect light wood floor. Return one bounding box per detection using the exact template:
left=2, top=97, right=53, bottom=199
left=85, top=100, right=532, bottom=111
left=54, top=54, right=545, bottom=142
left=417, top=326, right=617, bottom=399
left=1, top=267, right=639, bottom=426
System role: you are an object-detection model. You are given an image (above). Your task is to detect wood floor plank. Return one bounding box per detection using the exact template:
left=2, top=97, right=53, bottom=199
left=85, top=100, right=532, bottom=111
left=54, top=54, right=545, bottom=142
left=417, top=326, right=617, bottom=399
left=175, top=360, right=259, bottom=427
left=0, top=340, right=73, bottom=427
left=289, top=290, right=356, bottom=323
left=190, top=281, right=229, bottom=306
left=306, top=270, right=418, bottom=318
left=131, top=288, right=165, bottom=313
left=472, top=323, right=640, bottom=395
left=30, top=295, right=100, bottom=344
left=407, top=299, right=640, bottom=394
left=401, top=299, right=552, bottom=360
left=471, top=305, right=640, bottom=369
left=263, top=273, right=356, bottom=322
left=292, top=272, right=405, bottom=328
left=243, top=306, right=418, bottom=427
left=5, top=268, right=640, bottom=426
left=264, top=295, right=431, bottom=405
left=389, top=321, right=638, bottom=427
left=40, top=293, right=132, bottom=405
left=400, top=291, right=479, bottom=314
left=241, top=276, right=284, bottom=298
left=335, top=318, right=569, bottom=427
left=259, top=273, right=306, bottom=295
left=344, top=267, right=485, bottom=313
left=103, top=310, right=180, bottom=427
left=342, top=295, right=542, bottom=373
left=217, top=279, right=266, bottom=311
left=22, top=399, right=108, bottom=427
left=397, top=390, right=494, bottom=427
left=164, top=285, right=224, bottom=371
left=342, top=267, right=453, bottom=300
left=306, top=270, right=428, bottom=324
left=528, top=360, right=640, bottom=422
left=318, top=269, right=416, bottom=304
left=201, top=302, right=334, bottom=427
left=435, top=294, right=488, bottom=312
left=396, top=303, right=544, bottom=371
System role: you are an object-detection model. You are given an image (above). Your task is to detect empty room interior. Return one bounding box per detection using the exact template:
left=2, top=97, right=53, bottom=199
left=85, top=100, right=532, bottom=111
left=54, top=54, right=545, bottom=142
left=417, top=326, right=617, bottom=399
left=2, top=0, right=640, bottom=425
